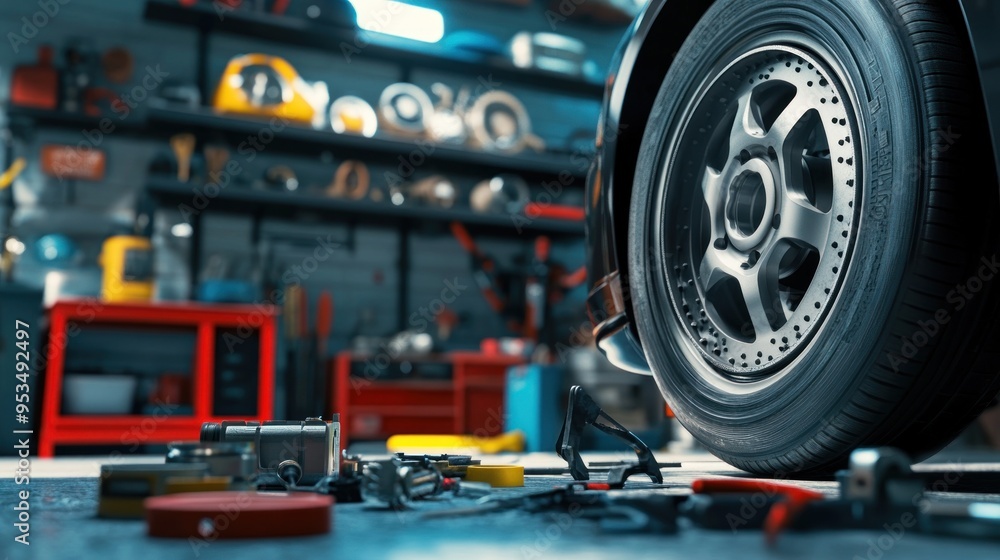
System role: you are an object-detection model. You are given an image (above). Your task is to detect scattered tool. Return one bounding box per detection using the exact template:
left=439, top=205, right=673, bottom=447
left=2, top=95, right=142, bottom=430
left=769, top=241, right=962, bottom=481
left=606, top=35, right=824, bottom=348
left=684, top=448, right=1000, bottom=544
left=200, top=417, right=340, bottom=487
left=392, top=453, right=481, bottom=478
left=145, top=492, right=334, bottom=539
left=464, top=465, right=525, bottom=488
left=98, top=463, right=209, bottom=519
left=361, top=457, right=491, bottom=509
left=689, top=478, right=825, bottom=544
left=170, top=133, right=196, bottom=182
left=164, top=477, right=233, bottom=494
left=165, top=441, right=256, bottom=484
left=424, top=481, right=680, bottom=534
left=556, top=385, right=664, bottom=488
left=386, top=431, right=526, bottom=454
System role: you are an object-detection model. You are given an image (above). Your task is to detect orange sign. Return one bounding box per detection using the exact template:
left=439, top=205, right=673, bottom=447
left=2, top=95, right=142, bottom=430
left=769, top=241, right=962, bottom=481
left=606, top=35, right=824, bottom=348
left=41, top=145, right=106, bottom=181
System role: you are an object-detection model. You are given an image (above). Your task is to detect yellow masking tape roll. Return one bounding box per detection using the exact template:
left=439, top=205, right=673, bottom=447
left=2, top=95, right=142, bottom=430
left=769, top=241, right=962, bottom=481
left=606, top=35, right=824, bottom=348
left=464, top=465, right=525, bottom=488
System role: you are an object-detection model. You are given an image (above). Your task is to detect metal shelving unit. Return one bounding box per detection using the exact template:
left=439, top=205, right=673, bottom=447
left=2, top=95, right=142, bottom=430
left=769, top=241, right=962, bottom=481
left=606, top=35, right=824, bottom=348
left=142, top=0, right=606, bottom=99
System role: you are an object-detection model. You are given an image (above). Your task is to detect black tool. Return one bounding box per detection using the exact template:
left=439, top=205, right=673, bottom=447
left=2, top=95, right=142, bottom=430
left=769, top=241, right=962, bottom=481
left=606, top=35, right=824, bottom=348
left=423, top=481, right=680, bottom=534
left=556, top=385, right=664, bottom=487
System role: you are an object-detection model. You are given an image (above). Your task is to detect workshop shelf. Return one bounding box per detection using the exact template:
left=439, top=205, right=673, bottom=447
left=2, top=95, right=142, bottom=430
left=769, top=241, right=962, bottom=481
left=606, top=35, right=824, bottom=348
left=145, top=176, right=585, bottom=237
left=142, top=0, right=606, bottom=99
left=145, top=102, right=590, bottom=182
left=333, top=352, right=523, bottom=449
left=38, top=301, right=277, bottom=457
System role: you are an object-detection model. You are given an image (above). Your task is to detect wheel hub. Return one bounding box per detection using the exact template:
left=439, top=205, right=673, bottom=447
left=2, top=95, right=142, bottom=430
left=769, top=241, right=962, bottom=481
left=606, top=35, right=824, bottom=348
left=659, top=44, right=862, bottom=379
left=724, top=158, right=776, bottom=252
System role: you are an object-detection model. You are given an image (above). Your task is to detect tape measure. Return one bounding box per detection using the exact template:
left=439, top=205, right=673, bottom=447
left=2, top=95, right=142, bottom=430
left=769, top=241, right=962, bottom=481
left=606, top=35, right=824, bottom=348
left=145, top=492, right=334, bottom=539
left=464, top=465, right=525, bottom=488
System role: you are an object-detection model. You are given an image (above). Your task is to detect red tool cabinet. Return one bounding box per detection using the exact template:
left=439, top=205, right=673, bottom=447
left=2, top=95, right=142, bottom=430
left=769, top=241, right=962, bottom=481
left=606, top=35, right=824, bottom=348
left=38, top=301, right=275, bottom=457
left=333, top=351, right=524, bottom=450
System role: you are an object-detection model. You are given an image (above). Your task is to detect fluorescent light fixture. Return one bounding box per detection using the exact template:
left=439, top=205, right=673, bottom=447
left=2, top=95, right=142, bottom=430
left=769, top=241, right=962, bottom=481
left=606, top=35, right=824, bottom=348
left=349, top=0, right=444, bottom=43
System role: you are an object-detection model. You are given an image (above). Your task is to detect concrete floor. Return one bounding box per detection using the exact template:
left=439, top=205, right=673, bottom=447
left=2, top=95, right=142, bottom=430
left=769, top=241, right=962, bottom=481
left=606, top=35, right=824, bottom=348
left=2, top=450, right=1000, bottom=560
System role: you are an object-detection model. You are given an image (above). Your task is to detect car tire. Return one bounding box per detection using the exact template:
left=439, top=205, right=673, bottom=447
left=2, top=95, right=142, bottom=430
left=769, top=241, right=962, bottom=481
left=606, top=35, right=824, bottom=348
left=628, top=0, right=1000, bottom=474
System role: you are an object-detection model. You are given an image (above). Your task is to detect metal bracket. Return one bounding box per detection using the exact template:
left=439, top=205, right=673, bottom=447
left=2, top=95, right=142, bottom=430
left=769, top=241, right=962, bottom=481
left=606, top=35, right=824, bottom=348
left=555, top=385, right=663, bottom=487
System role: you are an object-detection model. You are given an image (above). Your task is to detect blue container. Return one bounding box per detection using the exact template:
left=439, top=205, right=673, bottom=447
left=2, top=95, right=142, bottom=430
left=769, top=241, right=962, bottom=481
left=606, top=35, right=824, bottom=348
left=505, top=365, right=564, bottom=452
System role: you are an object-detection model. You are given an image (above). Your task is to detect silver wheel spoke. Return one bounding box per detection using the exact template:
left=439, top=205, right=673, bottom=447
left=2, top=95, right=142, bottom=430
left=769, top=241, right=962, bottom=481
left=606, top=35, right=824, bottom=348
left=730, top=91, right=766, bottom=155
left=702, top=167, right=726, bottom=231
left=779, top=197, right=831, bottom=252
left=739, top=269, right=777, bottom=338
left=768, top=90, right=812, bottom=151
left=699, top=246, right=731, bottom=293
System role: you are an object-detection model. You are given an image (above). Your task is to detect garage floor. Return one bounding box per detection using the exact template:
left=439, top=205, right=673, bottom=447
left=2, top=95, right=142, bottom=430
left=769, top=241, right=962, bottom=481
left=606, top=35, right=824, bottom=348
left=2, top=450, right=1000, bottom=560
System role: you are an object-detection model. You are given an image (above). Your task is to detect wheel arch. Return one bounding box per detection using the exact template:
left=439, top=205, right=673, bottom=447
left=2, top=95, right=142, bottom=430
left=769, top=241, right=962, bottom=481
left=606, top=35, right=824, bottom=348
left=603, top=0, right=718, bottom=328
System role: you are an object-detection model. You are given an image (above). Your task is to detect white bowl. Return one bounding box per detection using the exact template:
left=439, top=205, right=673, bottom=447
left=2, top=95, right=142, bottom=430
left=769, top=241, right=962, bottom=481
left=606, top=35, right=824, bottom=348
left=63, top=374, right=137, bottom=415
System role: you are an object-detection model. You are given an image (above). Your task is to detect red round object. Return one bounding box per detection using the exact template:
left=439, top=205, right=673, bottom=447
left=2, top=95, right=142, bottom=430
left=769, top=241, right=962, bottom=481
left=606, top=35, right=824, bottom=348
left=145, top=492, right=333, bottom=539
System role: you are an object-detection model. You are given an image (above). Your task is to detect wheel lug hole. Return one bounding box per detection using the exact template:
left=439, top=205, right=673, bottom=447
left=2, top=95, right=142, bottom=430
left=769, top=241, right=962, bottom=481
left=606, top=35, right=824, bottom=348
left=714, top=238, right=729, bottom=250
left=772, top=214, right=781, bottom=230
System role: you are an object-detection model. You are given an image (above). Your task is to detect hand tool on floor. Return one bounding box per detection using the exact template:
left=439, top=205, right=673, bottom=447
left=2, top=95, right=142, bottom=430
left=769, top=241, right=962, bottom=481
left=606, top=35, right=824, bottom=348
left=361, top=457, right=491, bottom=509
left=556, top=385, right=664, bottom=488
left=170, top=133, right=196, bottom=182
left=424, top=481, right=681, bottom=534
left=689, top=478, right=825, bottom=544
left=392, top=453, right=481, bottom=478
left=685, top=447, right=1000, bottom=544
left=386, top=430, right=526, bottom=454
left=166, top=441, right=256, bottom=484
left=200, top=417, right=340, bottom=487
